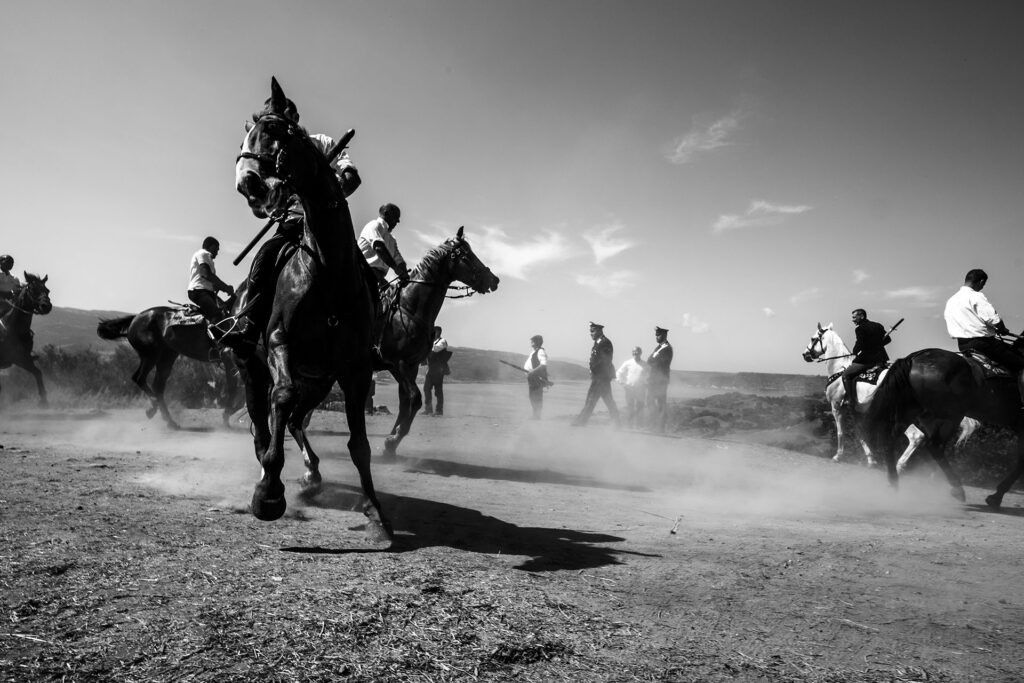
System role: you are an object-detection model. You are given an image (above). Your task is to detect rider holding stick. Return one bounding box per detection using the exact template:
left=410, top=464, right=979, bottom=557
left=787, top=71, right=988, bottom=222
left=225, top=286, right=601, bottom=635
left=840, top=308, right=891, bottom=409
left=221, top=96, right=361, bottom=354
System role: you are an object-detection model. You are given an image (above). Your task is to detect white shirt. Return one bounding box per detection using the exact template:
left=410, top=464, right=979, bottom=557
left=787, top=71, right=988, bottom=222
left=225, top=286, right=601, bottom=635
left=945, top=285, right=1001, bottom=338
left=0, top=271, right=20, bottom=295
left=431, top=337, right=448, bottom=353
left=616, top=357, right=646, bottom=387
left=524, top=347, right=548, bottom=371
left=188, top=249, right=216, bottom=292
left=358, top=217, right=406, bottom=274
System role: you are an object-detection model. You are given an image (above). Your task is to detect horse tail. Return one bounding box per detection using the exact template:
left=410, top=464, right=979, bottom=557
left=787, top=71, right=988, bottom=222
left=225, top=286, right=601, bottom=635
left=863, top=355, right=917, bottom=453
left=96, top=315, right=135, bottom=341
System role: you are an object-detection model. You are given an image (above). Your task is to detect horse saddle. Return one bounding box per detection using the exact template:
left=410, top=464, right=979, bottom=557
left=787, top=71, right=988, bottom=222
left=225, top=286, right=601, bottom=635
left=961, top=351, right=1014, bottom=379
left=168, top=305, right=206, bottom=328
left=829, top=363, right=889, bottom=387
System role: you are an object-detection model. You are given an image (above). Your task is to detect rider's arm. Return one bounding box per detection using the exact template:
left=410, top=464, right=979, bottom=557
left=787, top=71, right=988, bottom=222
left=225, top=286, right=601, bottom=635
left=197, top=264, right=234, bottom=295
left=372, top=241, right=409, bottom=280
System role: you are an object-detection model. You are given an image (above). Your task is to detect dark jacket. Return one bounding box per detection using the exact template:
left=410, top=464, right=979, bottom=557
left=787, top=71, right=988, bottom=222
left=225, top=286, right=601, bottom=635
left=589, top=335, right=615, bottom=381
left=852, top=320, right=890, bottom=365
left=647, top=342, right=673, bottom=383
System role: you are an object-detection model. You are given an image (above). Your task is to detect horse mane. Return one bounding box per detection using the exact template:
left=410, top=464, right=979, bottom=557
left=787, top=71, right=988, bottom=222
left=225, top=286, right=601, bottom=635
left=824, top=328, right=852, bottom=355
left=410, top=238, right=458, bottom=280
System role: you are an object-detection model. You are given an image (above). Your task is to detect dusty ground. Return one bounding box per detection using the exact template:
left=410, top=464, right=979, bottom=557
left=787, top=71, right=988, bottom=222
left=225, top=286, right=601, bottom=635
left=2, top=381, right=1024, bottom=682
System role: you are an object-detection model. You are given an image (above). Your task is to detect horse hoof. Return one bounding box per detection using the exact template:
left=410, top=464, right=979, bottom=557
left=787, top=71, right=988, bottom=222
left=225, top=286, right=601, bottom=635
left=951, top=487, right=966, bottom=503
left=298, top=474, right=323, bottom=498
left=251, top=490, right=287, bottom=521
left=831, top=455, right=841, bottom=463
left=363, top=507, right=394, bottom=543
left=985, top=494, right=1002, bottom=511
left=145, top=406, right=157, bottom=419
left=166, top=421, right=181, bottom=431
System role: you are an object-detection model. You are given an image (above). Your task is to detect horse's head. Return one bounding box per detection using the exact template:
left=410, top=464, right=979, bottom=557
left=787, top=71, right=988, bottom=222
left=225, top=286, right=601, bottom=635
left=235, top=77, right=319, bottom=219
left=445, top=226, right=499, bottom=294
left=802, top=322, right=831, bottom=363
left=16, top=272, right=52, bottom=315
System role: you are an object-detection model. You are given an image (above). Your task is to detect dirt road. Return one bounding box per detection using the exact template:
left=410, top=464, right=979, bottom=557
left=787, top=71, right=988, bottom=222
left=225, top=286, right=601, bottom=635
left=2, top=382, right=1023, bottom=681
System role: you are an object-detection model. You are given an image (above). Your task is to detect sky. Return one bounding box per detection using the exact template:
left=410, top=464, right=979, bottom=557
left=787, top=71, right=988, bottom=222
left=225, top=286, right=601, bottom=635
left=3, top=1, right=1024, bottom=373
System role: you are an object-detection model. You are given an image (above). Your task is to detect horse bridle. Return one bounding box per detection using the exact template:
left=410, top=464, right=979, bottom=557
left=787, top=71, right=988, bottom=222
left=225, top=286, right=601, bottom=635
left=804, top=329, right=826, bottom=360
left=396, top=241, right=487, bottom=299
left=236, top=113, right=305, bottom=182
left=6, top=283, right=49, bottom=315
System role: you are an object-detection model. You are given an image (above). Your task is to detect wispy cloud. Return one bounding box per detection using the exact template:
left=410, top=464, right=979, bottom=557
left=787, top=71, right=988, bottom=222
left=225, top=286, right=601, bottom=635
left=582, top=224, right=635, bottom=265
left=681, top=312, right=711, bottom=334
left=881, top=286, right=945, bottom=304
left=575, top=270, right=638, bottom=297
left=789, top=287, right=822, bottom=305
left=415, top=226, right=573, bottom=280
left=852, top=269, right=869, bottom=284
left=713, top=200, right=812, bottom=233
left=130, top=228, right=200, bottom=243
left=762, top=307, right=776, bottom=318
left=666, top=110, right=742, bottom=165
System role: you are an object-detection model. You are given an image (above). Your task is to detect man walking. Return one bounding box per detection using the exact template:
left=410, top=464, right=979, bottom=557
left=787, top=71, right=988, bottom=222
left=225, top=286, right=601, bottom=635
left=572, top=322, right=620, bottom=427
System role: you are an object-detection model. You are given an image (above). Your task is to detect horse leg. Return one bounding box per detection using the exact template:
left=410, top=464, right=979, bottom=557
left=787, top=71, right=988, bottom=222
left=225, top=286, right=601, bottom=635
left=341, top=369, right=393, bottom=542
left=897, top=424, right=925, bottom=475
left=383, top=362, right=421, bottom=458
left=831, top=405, right=845, bottom=462
left=130, top=354, right=159, bottom=419
left=151, top=352, right=180, bottom=429
left=986, top=427, right=1024, bottom=510
left=219, top=354, right=240, bottom=428
left=252, top=336, right=295, bottom=521
left=236, top=353, right=272, bottom=459
left=14, top=357, right=48, bottom=407
left=287, top=395, right=324, bottom=498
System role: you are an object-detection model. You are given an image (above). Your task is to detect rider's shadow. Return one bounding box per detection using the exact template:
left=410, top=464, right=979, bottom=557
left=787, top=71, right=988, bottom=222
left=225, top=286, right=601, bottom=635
left=292, top=482, right=658, bottom=571
left=400, top=455, right=651, bottom=493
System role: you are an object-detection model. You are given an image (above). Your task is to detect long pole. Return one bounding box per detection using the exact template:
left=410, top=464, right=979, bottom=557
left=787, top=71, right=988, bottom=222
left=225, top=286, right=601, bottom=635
left=233, top=128, right=356, bottom=266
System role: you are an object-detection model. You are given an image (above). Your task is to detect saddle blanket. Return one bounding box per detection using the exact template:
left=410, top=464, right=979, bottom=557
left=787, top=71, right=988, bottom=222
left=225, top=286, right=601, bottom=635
left=961, top=352, right=1013, bottom=379
left=827, top=363, right=888, bottom=387
left=168, top=307, right=206, bottom=328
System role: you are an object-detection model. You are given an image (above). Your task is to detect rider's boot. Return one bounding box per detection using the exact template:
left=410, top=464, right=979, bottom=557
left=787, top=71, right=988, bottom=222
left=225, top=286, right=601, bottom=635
left=841, top=376, right=857, bottom=411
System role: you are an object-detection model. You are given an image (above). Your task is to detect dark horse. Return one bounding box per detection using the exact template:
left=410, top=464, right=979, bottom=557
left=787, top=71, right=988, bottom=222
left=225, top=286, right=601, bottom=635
left=234, top=78, right=386, bottom=538
left=863, top=348, right=1024, bottom=508
left=377, top=228, right=498, bottom=457
left=0, top=273, right=53, bottom=405
left=96, top=300, right=242, bottom=429
left=289, top=228, right=499, bottom=459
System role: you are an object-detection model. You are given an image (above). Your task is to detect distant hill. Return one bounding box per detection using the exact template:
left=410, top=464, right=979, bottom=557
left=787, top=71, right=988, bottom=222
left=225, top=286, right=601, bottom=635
left=32, top=306, right=133, bottom=353
left=27, top=306, right=824, bottom=393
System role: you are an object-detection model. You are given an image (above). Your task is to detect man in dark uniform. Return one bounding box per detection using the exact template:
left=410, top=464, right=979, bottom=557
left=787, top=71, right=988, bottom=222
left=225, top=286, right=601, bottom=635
left=572, top=321, right=620, bottom=427
left=841, top=309, right=891, bottom=408
left=646, top=326, right=674, bottom=432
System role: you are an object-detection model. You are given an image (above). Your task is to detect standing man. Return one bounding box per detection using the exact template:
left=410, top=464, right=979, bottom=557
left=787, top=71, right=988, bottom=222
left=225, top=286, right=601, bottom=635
left=572, top=322, right=620, bottom=427
left=221, top=96, right=360, bottom=353
left=422, top=326, right=450, bottom=416
left=187, top=237, right=234, bottom=325
left=524, top=334, right=549, bottom=419
left=840, top=309, right=891, bottom=409
left=646, top=326, right=674, bottom=432
left=616, top=346, right=647, bottom=428
left=0, top=255, right=21, bottom=317
left=945, top=268, right=1024, bottom=401
left=359, top=203, right=410, bottom=289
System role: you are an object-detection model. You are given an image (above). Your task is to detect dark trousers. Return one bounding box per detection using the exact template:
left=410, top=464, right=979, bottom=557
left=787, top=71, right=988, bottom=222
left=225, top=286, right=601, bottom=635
left=958, top=337, right=1024, bottom=372
left=187, top=289, right=222, bottom=323
left=528, top=383, right=543, bottom=418
left=423, top=370, right=444, bottom=414
left=575, top=377, right=620, bottom=426
left=841, top=362, right=869, bottom=406
left=646, top=381, right=668, bottom=431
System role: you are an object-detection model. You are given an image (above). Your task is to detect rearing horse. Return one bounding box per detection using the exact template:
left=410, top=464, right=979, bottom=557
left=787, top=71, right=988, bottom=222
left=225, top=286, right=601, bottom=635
left=0, top=272, right=52, bottom=406
left=235, top=78, right=386, bottom=538
left=378, top=228, right=498, bottom=457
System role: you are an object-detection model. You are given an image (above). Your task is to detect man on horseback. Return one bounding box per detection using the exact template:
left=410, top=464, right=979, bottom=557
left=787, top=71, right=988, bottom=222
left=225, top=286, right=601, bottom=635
left=187, top=237, right=234, bottom=325
left=840, top=309, right=891, bottom=409
left=359, top=203, right=410, bottom=289
left=944, top=268, right=1024, bottom=396
left=221, top=96, right=361, bottom=354
left=0, top=255, right=20, bottom=317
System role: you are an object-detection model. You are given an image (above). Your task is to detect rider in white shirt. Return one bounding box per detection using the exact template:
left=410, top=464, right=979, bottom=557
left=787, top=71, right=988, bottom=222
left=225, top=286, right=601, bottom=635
left=359, top=203, right=410, bottom=289
left=0, top=254, right=21, bottom=317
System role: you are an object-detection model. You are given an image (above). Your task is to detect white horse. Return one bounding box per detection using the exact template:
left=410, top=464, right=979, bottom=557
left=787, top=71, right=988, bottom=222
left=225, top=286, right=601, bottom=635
left=802, top=322, right=977, bottom=467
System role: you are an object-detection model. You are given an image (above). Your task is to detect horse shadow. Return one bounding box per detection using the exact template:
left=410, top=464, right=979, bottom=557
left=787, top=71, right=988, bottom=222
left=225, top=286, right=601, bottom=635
left=286, top=483, right=658, bottom=571
left=398, top=455, right=650, bottom=493
left=965, top=502, right=1024, bottom=518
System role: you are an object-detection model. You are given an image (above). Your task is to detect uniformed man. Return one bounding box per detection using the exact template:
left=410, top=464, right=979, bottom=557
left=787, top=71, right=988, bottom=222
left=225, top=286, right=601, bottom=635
left=646, top=326, right=674, bottom=431
left=572, top=322, right=620, bottom=427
